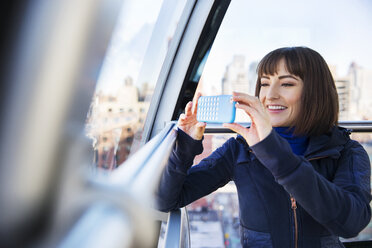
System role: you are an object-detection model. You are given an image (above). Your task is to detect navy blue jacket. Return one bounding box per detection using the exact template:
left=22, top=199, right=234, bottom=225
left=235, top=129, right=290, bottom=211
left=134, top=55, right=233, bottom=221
left=157, top=126, right=371, bottom=248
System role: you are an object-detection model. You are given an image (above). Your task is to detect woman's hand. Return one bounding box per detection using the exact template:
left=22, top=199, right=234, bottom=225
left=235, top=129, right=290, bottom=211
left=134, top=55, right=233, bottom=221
left=223, top=92, right=272, bottom=146
left=177, top=92, right=206, bottom=140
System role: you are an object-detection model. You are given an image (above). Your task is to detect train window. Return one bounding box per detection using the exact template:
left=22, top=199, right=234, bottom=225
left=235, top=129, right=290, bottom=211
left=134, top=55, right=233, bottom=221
left=189, top=0, right=372, bottom=245
left=85, top=0, right=187, bottom=170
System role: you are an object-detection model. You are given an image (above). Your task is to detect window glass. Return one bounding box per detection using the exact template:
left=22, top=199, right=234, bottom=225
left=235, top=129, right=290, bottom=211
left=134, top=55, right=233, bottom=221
left=190, top=0, right=372, bottom=244
left=187, top=134, right=240, bottom=247
left=85, top=0, right=187, bottom=170
left=198, top=0, right=372, bottom=122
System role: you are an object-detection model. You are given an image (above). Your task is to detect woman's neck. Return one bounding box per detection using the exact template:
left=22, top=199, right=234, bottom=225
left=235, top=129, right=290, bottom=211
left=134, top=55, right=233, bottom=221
left=273, top=127, right=309, bottom=155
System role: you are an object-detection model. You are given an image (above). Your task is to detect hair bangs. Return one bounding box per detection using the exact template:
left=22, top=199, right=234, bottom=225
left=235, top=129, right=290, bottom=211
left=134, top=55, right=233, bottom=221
left=257, top=53, right=283, bottom=77
left=257, top=48, right=306, bottom=80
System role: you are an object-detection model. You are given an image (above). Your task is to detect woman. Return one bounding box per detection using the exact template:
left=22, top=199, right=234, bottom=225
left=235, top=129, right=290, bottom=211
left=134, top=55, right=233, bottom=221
left=156, top=47, right=371, bottom=248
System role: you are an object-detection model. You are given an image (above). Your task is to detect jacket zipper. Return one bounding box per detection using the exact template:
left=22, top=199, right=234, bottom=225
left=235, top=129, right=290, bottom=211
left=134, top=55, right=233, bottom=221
left=290, top=195, right=298, bottom=248
left=288, top=156, right=328, bottom=247
left=307, top=155, right=328, bottom=161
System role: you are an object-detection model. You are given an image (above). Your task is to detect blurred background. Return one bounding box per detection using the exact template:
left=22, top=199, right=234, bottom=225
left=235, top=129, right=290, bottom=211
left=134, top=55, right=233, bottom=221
left=1, top=0, right=372, bottom=247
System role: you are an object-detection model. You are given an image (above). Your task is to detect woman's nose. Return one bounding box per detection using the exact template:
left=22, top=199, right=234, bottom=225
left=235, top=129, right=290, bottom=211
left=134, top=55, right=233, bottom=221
left=266, top=85, right=280, bottom=99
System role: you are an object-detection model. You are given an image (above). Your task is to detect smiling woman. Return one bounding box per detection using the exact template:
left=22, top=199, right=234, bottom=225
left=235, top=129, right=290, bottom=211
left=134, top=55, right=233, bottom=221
left=256, top=47, right=339, bottom=136
left=157, top=47, right=371, bottom=248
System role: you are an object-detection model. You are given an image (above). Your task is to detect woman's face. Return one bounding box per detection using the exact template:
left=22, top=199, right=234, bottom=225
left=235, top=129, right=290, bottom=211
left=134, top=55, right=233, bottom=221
left=259, top=59, right=304, bottom=127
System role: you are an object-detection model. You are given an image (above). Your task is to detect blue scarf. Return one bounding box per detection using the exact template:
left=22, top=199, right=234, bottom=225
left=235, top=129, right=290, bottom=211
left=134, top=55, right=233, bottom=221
left=273, top=127, right=309, bottom=156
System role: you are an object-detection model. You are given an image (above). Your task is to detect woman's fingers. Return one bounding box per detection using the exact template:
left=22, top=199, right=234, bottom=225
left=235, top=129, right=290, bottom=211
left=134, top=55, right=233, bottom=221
left=223, top=123, right=247, bottom=136
left=230, top=92, right=272, bottom=144
left=235, top=102, right=264, bottom=128
left=232, top=92, right=263, bottom=110
left=233, top=92, right=269, bottom=124
left=177, top=94, right=206, bottom=140
left=235, top=102, right=257, bottom=117
left=179, top=113, right=186, bottom=120
left=224, top=123, right=263, bottom=146
left=196, top=122, right=206, bottom=128
left=179, top=99, right=204, bottom=123
left=177, top=114, right=187, bottom=127
left=192, top=92, right=202, bottom=115
left=185, top=101, right=193, bottom=116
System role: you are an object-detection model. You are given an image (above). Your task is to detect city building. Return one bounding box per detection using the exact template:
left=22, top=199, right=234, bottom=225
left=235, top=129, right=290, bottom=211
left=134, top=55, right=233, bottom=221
left=248, top=61, right=259, bottom=95
left=222, top=55, right=250, bottom=95
left=222, top=55, right=254, bottom=122
left=329, top=65, right=351, bottom=120
left=86, top=77, right=152, bottom=169
left=330, top=63, right=372, bottom=121
left=348, top=62, right=372, bottom=120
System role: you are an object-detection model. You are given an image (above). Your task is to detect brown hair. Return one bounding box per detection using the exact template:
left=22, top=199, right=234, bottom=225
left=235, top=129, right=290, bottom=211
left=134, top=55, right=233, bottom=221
left=255, top=47, right=338, bottom=136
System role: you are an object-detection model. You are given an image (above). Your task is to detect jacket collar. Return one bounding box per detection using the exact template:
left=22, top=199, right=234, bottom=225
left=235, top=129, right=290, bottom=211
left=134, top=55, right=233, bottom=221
left=304, top=126, right=350, bottom=160
left=236, top=126, right=351, bottom=160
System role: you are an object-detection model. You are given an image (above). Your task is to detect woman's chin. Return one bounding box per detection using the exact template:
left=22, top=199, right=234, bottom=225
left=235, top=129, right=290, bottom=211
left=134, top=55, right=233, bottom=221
left=270, top=120, right=285, bottom=127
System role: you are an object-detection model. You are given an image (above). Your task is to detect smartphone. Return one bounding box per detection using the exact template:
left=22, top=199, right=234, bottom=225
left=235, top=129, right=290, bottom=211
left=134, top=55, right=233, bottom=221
left=197, top=95, right=236, bottom=123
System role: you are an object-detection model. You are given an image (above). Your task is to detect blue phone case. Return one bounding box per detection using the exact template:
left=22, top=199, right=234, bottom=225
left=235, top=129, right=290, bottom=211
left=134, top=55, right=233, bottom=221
left=197, top=95, right=236, bottom=123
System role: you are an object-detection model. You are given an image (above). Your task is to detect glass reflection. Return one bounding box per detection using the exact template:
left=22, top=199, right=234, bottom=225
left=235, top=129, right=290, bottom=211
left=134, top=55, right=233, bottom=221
left=85, top=0, right=187, bottom=170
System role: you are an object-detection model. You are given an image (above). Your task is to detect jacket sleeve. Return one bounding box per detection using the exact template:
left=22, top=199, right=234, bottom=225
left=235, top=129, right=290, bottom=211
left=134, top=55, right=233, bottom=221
left=251, top=130, right=372, bottom=238
left=156, top=128, right=235, bottom=212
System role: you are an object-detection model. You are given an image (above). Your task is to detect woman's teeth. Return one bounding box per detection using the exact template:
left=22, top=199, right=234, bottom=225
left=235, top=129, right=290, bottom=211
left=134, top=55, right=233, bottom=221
left=268, top=105, right=286, bottom=110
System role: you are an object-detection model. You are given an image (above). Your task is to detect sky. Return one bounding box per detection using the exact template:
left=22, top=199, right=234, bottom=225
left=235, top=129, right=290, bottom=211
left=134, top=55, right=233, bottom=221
left=201, top=0, right=372, bottom=93
left=96, top=0, right=372, bottom=95
left=95, top=0, right=164, bottom=94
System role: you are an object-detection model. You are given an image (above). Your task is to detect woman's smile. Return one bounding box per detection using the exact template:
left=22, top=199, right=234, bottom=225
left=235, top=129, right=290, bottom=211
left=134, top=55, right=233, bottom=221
left=266, top=104, right=287, bottom=111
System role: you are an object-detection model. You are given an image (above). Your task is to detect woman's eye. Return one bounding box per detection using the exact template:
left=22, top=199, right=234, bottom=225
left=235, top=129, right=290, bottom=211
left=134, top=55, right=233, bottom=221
left=282, top=83, right=294, bottom=87
left=260, top=83, right=269, bottom=87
